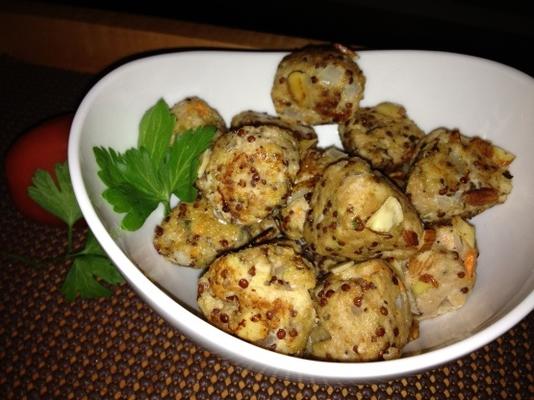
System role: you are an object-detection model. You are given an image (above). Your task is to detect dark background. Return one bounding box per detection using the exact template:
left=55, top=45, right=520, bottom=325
left=37, top=0, right=534, bottom=76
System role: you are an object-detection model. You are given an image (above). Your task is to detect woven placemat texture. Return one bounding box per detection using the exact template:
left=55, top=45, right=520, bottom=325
left=0, top=55, right=532, bottom=399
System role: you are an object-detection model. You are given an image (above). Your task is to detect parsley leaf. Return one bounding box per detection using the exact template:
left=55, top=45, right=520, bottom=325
left=94, top=99, right=216, bottom=230
left=93, top=147, right=125, bottom=187
left=102, top=184, right=160, bottom=231
left=160, top=126, right=216, bottom=202
left=138, top=98, right=175, bottom=166
left=94, top=147, right=163, bottom=230
left=28, top=162, right=82, bottom=228
left=61, top=232, right=124, bottom=301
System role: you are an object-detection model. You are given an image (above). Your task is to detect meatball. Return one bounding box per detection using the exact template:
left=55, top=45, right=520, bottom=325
left=303, top=157, right=424, bottom=262
left=153, top=197, right=251, bottom=268
left=280, top=147, right=347, bottom=240
left=197, top=244, right=316, bottom=355
left=309, top=259, right=413, bottom=361
left=271, top=44, right=366, bottom=125
left=403, top=217, right=478, bottom=319
left=231, top=110, right=318, bottom=153
left=197, top=125, right=300, bottom=225
left=406, top=128, right=515, bottom=222
left=338, top=102, right=425, bottom=184
left=170, top=96, right=226, bottom=139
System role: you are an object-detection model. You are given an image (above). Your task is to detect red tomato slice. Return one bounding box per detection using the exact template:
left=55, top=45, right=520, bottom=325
left=5, top=114, right=73, bottom=225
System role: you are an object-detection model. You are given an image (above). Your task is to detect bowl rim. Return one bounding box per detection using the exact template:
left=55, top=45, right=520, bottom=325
left=68, top=49, right=534, bottom=381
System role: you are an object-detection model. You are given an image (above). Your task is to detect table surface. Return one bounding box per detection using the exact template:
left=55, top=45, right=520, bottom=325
left=0, top=4, right=532, bottom=399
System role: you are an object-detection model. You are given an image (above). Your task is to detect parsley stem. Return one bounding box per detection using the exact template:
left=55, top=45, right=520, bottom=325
left=0, top=251, right=65, bottom=268
left=68, top=252, right=109, bottom=259
left=0, top=249, right=108, bottom=270
left=164, top=200, right=171, bottom=216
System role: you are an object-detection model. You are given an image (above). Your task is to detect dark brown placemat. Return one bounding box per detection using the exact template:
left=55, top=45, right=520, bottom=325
left=0, top=55, right=532, bottom=399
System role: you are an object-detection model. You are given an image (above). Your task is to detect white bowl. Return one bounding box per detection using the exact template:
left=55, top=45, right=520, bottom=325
left=69, top=49, right=534, bottom=382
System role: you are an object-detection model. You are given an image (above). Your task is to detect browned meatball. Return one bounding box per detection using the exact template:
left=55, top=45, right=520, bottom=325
left=279, top=147, right=347, bottom=240
left=170, top=96, right=226, bottom=139
left=402, top=217, right=478, bottom=319
left=197, top=125, right=300, bottom=225
left=197, top=243, right=316, bottom=355
left=271, top=44, right=366, bottom=125
left=406, top=128, right=514, bottom=222
left=309, top=259, right=413, bottom=361
left=230, top=110, right=318, bottom=153
left=339, top=102, right=425, bottom=185
left=303, top=157, right=424, bottom=262
left=153, top=197, right=251, bottom=268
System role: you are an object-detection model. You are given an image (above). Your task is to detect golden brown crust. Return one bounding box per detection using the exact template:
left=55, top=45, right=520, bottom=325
left=339, top=102, right=425, bottom=179
left=271, top=45, right=366, bottom=125
left=406, top=128, right=514, bottom=222
left=170, top=96, right=226, bottom=139
left=303, top=157, right=424, bottom=262
left=197, top=244, right=316, bottom=355
left=309, top=259, right=413, bottom=361
left=402, top=217, right=478, bottom=319
left=279, top=147, right=348, bottom=240
left=197, top=125, right=300, bottom=225
left=153, top=197, right=251, bottom=268
left=230, top=110, right=318, bottom=153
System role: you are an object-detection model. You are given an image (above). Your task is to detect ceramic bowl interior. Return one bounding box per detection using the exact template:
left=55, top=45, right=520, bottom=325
left=69, top=49, right=534, bottom=382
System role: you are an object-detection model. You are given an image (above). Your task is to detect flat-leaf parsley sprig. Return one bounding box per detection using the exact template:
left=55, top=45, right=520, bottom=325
left=25, top=162, right=125, bottom=300
left=94, top=98, right=216, bottom=231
